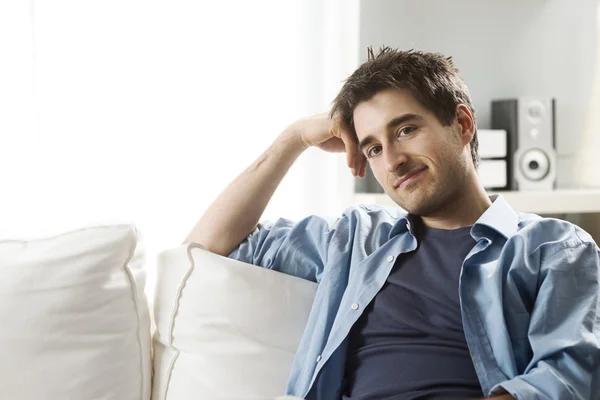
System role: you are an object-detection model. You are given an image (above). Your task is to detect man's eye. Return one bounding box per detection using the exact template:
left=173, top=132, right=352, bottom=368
left=367, top=146, right=382, bottom=158
left=398, top=126, right=416, bottom=137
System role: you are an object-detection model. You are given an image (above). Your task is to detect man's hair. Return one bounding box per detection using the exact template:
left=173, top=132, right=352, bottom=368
left=331, top=47, right=479, bottom=168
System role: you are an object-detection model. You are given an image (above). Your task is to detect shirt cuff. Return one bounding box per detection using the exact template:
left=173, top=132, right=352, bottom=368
left=491, top=377, right=538, bottom=400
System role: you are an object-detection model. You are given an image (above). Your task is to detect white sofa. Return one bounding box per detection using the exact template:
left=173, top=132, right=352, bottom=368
left=0, top=223, right=313, bottom=400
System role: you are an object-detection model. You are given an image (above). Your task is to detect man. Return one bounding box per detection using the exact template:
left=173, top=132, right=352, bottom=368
left=184, top=47, right=600, bottom=399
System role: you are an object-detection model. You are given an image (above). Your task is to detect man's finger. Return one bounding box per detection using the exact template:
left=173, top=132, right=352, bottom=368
left=356, top=152, right=365, bottom=178
left=332, top=113, right=357, bottom=173
left=342, top=130, right=359, bottom=175
left=358, top=153, right=367, bottom=178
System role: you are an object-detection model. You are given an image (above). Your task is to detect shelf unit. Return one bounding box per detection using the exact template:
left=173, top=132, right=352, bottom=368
left=353, top=189, right=600, bottom=215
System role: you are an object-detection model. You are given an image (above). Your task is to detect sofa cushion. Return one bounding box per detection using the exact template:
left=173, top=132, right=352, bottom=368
left=0, top=224, right=151, bottom=400
left=152, top=244, right=317, bottom=400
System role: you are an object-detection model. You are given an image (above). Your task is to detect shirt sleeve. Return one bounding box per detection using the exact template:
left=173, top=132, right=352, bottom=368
left=228, top=211, right=351, bottom=283
left=492, top=238, right=600, bottom=400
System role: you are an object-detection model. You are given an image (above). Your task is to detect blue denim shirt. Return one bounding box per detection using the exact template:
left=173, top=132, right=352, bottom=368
left=229, top=195, right=600, bottom=400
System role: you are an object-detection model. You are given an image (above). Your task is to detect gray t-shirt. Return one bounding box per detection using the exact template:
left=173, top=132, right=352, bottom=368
left=342, top=217, right=483, bottom=399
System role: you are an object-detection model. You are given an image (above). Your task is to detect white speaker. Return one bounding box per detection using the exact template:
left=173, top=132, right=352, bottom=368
left=491, top=97, right=557, bottom=191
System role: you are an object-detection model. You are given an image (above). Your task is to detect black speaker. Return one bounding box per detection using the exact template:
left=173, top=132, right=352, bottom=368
left=491, top=98, right=557, bottom=191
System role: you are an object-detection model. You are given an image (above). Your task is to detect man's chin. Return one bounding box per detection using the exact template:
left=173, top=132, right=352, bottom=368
left=386, top=193, right=415, bottom=213
left=388, top=193, right=435, bottom=216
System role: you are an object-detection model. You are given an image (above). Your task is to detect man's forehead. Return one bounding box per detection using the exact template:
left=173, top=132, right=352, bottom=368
left=353, top=91, right=424, bottom=139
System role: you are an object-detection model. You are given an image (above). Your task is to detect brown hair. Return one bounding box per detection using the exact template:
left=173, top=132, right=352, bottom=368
left=331, top=46, right=479, bottom=168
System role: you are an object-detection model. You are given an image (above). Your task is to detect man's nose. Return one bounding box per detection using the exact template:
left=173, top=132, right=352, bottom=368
left=384, top=144, right=408, bottom=173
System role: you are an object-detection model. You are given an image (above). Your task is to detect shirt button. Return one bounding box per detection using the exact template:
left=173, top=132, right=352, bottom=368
left=351, top=303, right=359, bottom=310
left=316, top=355, right=322, bottom=362
left=386, top=255, right=394, bottom=262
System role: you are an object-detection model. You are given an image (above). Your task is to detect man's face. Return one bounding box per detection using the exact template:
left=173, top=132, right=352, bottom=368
left=354, top=88, right=469, bottom=216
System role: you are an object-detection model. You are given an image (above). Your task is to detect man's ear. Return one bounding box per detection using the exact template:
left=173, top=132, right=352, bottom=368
left=455, top=104, right=475, bottom=146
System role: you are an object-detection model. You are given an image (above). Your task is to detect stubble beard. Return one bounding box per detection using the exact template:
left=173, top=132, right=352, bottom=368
left=389, top=155, right=468, bottom=217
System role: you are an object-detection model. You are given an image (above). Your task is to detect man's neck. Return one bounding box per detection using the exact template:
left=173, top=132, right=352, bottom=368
left=421, top=179, right=492, bottom=230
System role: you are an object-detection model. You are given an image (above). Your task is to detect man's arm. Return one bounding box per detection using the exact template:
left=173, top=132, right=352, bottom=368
left=490, top=238, right=600, bottom=399
left=183, top=130, right=305, bottom=256
left=183, top=114, right=365, bottom=256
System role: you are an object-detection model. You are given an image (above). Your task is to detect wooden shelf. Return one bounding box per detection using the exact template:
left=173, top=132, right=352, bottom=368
left=353, top=189, right=600, bottom=215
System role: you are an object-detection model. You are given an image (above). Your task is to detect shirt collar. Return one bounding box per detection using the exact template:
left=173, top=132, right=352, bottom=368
left=388, top=213, right=419, bottom=240
left=387, top=194, right=519, bottom=240
left=472, top=194, right=519, bottom=239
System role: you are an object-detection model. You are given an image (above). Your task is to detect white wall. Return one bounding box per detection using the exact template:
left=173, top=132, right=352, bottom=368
left=359, top=0, right=599, bottom=188
left=0, top=0, right=359, bottom=297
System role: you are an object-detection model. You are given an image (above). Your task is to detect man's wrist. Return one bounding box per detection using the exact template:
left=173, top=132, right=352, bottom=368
left=278, top=128, right=309, bottom=154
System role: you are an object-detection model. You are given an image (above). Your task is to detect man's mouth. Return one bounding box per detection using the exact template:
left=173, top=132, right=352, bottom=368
left=393, top=167, right=428, bottom=189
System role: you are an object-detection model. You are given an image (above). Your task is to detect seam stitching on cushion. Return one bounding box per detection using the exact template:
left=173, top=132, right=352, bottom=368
left=123, top=225, right=148, bottom=400
left=0, top=223, right=136, bottom=244
left=162, top=244, right=196, bottom=400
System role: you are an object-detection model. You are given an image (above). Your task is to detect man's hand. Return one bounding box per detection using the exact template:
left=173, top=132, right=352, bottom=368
left=285, top=113, right=367, bottom=178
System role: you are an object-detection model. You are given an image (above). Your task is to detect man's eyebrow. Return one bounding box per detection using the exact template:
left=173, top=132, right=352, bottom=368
left=358, top=113, right=424, bottom=152
left=386, top=113, right=424, bottom=130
